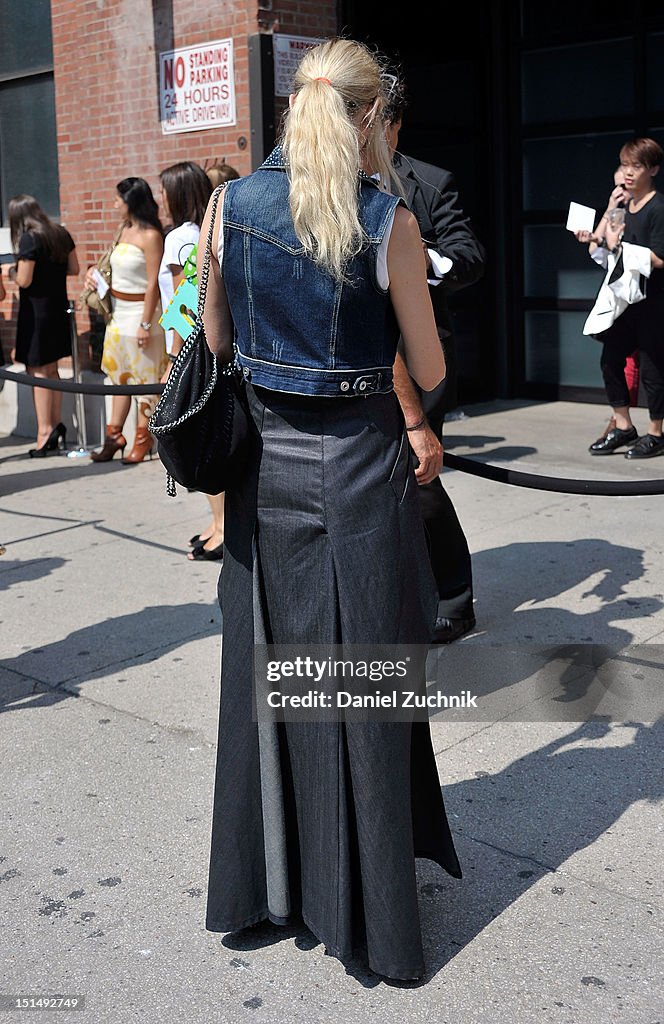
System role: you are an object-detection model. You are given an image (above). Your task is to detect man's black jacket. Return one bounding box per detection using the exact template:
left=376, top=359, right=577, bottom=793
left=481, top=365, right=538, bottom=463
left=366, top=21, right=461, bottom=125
left=393, top=150, right=485, bottom=336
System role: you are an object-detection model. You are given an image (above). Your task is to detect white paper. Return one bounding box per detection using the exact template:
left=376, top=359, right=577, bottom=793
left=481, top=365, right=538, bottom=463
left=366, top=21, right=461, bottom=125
left=91, top=267, right=109, bottom=299
left=427, top=249, right=453, bottom=285
left=566, top=202, right=596, bottom=233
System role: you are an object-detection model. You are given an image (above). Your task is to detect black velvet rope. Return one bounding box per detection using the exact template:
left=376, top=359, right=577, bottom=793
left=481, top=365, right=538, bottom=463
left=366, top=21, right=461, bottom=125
left=443, top=451, right=664, bottom=496
left=2, top=365, right=663, bottom=495
left=0, top=366, right=164, bottom=396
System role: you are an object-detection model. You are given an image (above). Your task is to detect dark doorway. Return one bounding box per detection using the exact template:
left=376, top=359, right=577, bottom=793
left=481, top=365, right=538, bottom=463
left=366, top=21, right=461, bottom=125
left=340, top=1, right=498, bottom=408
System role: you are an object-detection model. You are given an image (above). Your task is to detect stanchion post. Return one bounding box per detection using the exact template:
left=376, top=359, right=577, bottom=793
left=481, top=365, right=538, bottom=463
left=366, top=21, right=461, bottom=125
left=66, top=303, right=90, bottom=457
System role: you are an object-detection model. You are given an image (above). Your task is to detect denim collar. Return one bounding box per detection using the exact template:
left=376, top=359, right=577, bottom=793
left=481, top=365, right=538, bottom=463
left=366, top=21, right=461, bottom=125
left=260, top=145, right=381, bottom=189
left=259, top=145, right=286, bottom=170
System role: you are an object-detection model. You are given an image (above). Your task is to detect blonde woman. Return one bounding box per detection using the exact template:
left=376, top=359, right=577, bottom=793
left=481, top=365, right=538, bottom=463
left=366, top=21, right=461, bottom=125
left=202, top=39, right=459, bottom=981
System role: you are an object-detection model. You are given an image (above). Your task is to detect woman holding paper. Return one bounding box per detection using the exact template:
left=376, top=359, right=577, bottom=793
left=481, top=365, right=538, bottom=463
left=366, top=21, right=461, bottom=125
left=579, top=139, right=664, bottom=459
left=87, top=177, right=166, bottom=464
left=576, top=168, right=640, bottom=434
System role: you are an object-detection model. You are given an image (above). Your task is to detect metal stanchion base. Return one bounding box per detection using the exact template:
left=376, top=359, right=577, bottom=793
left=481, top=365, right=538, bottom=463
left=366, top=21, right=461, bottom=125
left=66, top=303, right=92, bottom=460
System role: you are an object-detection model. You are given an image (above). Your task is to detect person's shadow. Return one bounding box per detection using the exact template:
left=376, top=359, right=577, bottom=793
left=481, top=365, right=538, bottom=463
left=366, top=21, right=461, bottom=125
left=418, top=715, right=664, bottom=980
left=0, top=556, right=67, bottom=591
left=0, top=602, right=220, bottom=714
left=471, top=538, right=660, bottom=642
left=423, top=538, right=664, bottom=712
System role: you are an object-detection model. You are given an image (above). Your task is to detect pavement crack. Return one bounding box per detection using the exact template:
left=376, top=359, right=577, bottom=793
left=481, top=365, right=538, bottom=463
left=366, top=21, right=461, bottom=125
left=457, top=831, right=663, bottom=912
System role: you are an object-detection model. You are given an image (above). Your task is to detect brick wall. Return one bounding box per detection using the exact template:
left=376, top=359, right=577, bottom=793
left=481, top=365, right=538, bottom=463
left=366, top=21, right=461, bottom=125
left=0, top=0, right=336, bottom=365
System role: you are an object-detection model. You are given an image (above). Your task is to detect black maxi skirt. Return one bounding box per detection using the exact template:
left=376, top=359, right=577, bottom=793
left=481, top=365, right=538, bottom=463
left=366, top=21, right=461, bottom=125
left=206, top=383, right=461, bottom=981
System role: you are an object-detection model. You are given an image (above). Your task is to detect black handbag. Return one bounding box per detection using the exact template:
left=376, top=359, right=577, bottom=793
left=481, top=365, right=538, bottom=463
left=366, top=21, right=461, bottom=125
left=149, top=184, right=249, bottom=496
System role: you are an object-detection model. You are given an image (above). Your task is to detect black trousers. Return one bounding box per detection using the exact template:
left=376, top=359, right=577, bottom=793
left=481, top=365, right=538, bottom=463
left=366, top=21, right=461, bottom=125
left=418, top=377, right=474, bottom=621
left=600, top=299, right=664, bottom=420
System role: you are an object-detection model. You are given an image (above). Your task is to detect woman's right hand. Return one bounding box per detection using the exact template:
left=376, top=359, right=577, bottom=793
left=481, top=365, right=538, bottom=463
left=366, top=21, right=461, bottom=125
left=607, top=184, right=627, bottom=210
left=84, top=267, right=97, bottom=291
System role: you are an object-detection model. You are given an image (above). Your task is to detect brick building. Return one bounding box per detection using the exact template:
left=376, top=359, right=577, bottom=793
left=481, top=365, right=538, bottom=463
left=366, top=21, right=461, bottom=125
left=0, top=0, right=336, bottom=366
left=3, top=2, right=664, bottom=405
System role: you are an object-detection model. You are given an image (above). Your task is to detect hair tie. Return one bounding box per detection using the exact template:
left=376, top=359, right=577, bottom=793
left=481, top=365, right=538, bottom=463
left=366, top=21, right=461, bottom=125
left=313, top=77, right=332, bottom=85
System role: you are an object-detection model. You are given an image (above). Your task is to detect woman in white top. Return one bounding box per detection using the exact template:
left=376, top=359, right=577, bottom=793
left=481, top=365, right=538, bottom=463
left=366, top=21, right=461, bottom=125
left=159, top=160, right=233, bottom=561
left=158, top=162, right=211, bottom=357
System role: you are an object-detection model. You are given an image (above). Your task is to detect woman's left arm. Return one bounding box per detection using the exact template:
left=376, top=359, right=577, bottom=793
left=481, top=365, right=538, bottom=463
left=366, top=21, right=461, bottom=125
left=388, top=207, right=446, bottom=392
left=137, top=229, right=163, bottom=347
left=10, top=258, right=35, bottom=289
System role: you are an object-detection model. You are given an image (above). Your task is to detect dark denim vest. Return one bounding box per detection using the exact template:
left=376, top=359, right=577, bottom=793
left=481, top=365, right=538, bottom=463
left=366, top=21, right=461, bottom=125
left=221, top=146, right=403, bottom=398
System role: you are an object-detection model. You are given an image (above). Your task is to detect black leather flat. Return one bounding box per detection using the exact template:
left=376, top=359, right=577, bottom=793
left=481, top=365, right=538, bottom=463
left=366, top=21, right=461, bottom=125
left=625, top=433, right=664, bottom=459
left=589, top=425, right=638, bottom=454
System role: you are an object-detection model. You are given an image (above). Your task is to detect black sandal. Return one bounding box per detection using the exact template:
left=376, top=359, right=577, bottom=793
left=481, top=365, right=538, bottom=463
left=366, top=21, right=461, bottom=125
left=188, top=541, right=224, bottom=561
left=189, top=533, right=214, bottom=547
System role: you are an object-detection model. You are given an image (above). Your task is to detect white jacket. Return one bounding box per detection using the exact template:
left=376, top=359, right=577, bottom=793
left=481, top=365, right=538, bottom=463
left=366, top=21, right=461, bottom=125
left=583, top=241, right=652, bottom=336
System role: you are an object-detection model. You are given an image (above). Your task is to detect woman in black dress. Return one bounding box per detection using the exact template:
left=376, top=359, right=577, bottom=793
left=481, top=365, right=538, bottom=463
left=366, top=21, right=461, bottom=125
left=8, top=195, right=79, bottom=457
left=200, top=39, right=461, bottom=981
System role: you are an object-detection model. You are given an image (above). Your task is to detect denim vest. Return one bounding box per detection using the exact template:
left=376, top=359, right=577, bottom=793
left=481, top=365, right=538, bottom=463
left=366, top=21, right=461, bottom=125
left=221, top=147, right=403, bottom=398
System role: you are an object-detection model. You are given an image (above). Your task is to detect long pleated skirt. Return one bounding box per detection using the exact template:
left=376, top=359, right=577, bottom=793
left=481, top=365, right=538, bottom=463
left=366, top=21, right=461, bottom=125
left=206, top=384, right=461, bottom=980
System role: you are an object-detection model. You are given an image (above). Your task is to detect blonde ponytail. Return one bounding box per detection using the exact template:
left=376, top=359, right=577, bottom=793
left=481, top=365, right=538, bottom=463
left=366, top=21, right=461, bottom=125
left=282, top=39, right=401, bottom=281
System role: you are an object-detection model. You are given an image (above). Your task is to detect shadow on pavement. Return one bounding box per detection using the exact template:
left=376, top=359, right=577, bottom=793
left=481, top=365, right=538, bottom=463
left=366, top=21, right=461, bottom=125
left=471, top=538, right=660, bottom=648
left=421, top=716, right=664, bottom=980
left=0, top=459, right=133, bottom=495
left=0, top=557, right=67, bottom=590
left=0, top=602, right=220, bottom=711
left=444, top=433, right=507, bottom=449
left=454, top=444, right=539, bottom=462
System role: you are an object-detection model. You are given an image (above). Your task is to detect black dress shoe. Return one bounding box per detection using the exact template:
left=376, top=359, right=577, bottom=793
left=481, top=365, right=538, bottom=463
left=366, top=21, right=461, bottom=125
left=589, top=425, right=638, bottom=454
left=432, top=615, right=476, bottom=645
left=625, top=433, right=664, bottom=459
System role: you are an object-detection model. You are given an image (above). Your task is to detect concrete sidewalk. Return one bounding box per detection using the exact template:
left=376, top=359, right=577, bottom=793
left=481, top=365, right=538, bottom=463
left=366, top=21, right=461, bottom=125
left=0, top=399, right=662, bottom=1024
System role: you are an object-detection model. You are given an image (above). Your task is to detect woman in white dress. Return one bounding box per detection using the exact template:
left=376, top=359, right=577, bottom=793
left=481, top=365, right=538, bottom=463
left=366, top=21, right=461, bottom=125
left=87, top=177, right=167, bottom=464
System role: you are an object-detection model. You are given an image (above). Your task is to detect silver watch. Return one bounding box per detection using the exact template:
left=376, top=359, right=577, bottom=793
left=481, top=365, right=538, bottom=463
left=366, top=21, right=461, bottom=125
left=140, top=321, right=152, bottom=331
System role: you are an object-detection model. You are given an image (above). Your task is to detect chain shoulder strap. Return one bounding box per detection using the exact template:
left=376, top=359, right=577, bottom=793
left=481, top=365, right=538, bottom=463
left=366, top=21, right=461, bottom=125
left=197, top=182, right=228, bottom=318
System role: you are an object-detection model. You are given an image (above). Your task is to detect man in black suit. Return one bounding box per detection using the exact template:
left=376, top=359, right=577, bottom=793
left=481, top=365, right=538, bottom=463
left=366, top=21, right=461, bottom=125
left=384, top=73, right=486, bottom=644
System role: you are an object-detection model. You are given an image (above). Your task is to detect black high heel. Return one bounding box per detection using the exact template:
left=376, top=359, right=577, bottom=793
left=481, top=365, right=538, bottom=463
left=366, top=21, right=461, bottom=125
left=28, top=423, right=67, bottom=458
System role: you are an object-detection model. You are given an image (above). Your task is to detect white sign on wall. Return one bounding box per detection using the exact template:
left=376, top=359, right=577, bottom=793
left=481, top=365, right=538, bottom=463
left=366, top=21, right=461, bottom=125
left=159, top=39, right=236, bottom=135
left=273, top=34, right=325, bottom=97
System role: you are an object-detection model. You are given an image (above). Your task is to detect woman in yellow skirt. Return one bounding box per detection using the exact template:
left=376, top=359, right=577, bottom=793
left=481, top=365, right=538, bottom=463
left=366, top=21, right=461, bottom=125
left=86, top=177, right=167, bottom=463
